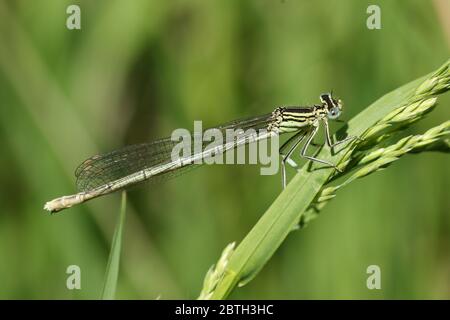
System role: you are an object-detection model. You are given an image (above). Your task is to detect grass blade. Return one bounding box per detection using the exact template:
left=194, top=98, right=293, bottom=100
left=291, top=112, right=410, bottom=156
left=209, top=59, right=449, bottom=299
left=101, top=191, right=127, bottom=299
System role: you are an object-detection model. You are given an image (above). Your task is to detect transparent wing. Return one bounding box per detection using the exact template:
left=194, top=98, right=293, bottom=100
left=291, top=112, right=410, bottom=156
left=75, top=113, right=273, bottom=192
left=75, top=138, right=180, bottom=192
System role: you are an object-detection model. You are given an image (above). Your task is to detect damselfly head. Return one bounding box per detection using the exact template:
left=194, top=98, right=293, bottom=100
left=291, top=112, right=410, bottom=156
left=320, top=92, right=342, bottom=120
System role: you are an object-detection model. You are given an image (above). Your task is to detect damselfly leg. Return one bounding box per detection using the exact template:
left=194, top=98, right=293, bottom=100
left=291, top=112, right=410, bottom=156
left=323, top=118, right=359, bottom=148
left=300, top=122, right=341, bottom=171
left=280, top=130, right=307, bottom=189
left=280, top=119, right=359, bottom=189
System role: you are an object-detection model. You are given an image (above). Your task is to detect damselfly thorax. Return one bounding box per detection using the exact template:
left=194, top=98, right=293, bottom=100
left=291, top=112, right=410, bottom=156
left=44, top=92, right=356, bottom=213
left=270, top=104, right=328, bottom=133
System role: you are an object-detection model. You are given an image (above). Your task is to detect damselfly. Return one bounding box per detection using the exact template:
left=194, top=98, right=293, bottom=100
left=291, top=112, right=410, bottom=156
left=44, top=92, right=356, bottom=213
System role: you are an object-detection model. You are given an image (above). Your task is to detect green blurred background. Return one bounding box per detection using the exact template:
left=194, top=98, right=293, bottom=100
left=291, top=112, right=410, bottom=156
left=0, top=0, right=449, bottom=299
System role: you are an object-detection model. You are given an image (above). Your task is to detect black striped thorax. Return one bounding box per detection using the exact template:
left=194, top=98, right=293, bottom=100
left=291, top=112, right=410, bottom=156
left=268, top=105, right=327, bottom=133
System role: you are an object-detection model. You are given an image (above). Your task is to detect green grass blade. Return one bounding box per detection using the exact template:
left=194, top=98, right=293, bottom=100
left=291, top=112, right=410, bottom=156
left=101, top=191, right=127, bottom=299
left=210, top=59, right=449, bottom=299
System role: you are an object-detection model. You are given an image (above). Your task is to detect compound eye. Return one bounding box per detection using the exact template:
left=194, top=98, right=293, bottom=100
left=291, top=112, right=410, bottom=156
left=328, top=107, right=341, bottom=120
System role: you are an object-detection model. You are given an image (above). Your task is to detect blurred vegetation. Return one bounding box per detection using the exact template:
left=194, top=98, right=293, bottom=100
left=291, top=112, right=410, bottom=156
left=0, top=0, right=448, bottom=299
